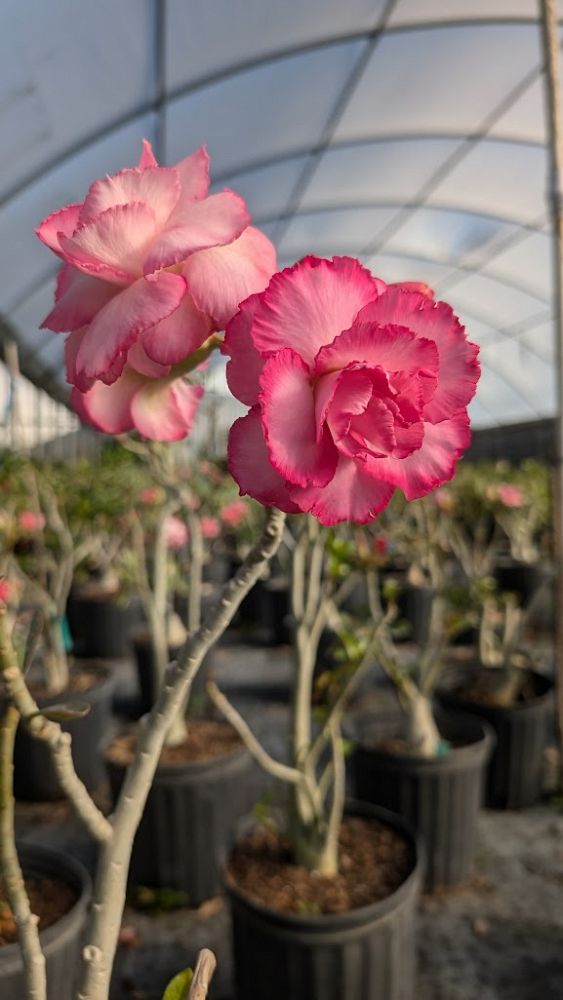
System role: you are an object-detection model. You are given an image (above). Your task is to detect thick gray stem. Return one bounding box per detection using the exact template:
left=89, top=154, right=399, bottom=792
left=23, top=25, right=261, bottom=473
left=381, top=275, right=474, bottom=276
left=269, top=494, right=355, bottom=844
left=404, top=685, right=441, bottom=757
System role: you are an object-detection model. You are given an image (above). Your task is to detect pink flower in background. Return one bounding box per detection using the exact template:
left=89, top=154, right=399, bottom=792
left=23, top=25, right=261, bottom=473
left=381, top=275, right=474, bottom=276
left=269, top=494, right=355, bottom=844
left=220, top=499, right=248, bottom=527
left=0, top=579, right=12, bottom=604
left=201, top=516, right=221, bottom=539
left=496, top=483, right=525, bottom=508
left=139, top=487, right=161, bottom=505
left=224, top=256, right=479, bottom=525
left=163, top=516, right=188, bottom=550
left=18, top=511, right=46, bottom=533
left=36, top=139, right=277, bottom=441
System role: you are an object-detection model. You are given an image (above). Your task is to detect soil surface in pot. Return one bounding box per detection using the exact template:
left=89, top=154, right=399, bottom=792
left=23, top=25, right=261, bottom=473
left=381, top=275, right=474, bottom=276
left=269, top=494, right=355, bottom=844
left=107, top=719, right=242, bottom=766
left=449, top=669, right=540, bottom=709
left=0, top=876, right=77, bottom=945
left=227, top=816, right=414, bottom=915
left=28, top=662, right=108, bottom=700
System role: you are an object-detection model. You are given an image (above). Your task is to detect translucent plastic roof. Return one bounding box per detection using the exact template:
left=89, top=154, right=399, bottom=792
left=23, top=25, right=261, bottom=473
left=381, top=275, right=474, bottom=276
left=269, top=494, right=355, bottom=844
left=1, top=0, right=562, bottom=427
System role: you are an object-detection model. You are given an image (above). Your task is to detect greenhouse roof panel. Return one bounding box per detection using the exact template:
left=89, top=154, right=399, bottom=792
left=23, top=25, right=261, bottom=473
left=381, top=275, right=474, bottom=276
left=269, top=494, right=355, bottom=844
left=1, top=0, right=562, bottom=429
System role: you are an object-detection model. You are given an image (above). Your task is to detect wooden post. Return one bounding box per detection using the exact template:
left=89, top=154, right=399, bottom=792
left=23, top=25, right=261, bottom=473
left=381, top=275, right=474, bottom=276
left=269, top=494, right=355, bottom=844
left=540, top=0, right=563, bottom=789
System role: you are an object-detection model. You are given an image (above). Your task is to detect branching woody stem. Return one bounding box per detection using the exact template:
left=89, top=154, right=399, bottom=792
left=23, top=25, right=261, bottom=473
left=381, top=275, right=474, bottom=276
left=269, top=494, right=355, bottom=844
left=0, top=611, right=111, bottom=843
left=0, top=697, right=46, bottom=1000
left=206, top=681, right=302, bottom=786
left=77, top=507, right=286, bottom=1000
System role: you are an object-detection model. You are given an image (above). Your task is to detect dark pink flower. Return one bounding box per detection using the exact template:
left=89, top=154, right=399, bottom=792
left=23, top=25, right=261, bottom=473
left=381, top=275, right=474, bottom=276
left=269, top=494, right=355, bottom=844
left=220, top=500, right=248, bottom=527
left=223, top=257, right=479, bottom=526
left=18, top=511, right=46, bottom=533
left=0, top=579, right=11, bottom=604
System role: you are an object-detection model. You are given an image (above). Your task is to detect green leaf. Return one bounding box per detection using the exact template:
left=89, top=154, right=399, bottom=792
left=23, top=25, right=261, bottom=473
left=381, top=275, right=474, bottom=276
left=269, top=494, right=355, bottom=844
left=162, top=968, right=193, bottom=1000
left=28, top=701, right=91, bottom=722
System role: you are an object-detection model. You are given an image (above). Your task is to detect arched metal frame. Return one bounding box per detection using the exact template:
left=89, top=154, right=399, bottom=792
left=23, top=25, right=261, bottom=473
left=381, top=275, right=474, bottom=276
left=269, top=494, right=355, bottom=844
left=1, top=3, right=560, bottom=421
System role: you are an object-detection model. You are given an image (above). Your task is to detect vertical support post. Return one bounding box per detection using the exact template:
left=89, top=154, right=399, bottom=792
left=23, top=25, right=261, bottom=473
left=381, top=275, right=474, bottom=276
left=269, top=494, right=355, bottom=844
left=540, top=0, right=563, bottom=788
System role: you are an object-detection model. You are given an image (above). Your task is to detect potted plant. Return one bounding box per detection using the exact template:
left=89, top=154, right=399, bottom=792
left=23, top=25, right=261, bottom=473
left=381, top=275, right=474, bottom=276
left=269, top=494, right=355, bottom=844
left=350, top=493, right=494, bottom=891
left=489, top=461, right=552, bottom=609
left=437, top=585, right=553, bottom=809
left=0, top=620, right=91, bottom=1000
left=105, top=444, right=259, bottom=905
left=1, top=458, right=116, bottom=800
left=201, top=256, right=480, bottom=997
left=209, top=515, right=422, bottom=1000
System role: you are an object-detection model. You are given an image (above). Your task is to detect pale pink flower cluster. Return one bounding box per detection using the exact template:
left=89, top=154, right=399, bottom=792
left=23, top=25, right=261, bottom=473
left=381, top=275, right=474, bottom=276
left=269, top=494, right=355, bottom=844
left=37, top=140, right=276, bottom=441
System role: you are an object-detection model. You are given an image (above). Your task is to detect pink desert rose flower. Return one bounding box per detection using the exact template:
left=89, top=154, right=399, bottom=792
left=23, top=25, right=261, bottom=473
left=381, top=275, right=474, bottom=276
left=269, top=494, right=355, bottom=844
left=163, top=516, right=189, bottom=550
left=496, top=483, right=526, bottom=508
left=36, top=139, right=277, bottom=441
left=201, top=516, right=221, bottom=539
left=220, top=499, right=248, bottom=527
left=0, top=579, right=12, bottom=604
left=18, top=511, right=46, bottom=533
left=223, top=256, right=480, bottom=526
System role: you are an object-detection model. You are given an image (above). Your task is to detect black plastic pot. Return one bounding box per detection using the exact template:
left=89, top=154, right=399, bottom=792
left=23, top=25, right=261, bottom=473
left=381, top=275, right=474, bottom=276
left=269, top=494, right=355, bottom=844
left=13, top=666, right=115, bottom=801
left=66, top=588, right=135, bottom=659
left=226, top=802, right=421, bottom=1000
left=396, top=585, right=432, bottom=645
left=493, top=559, right=546, bottom=608
left=438, top=667, right=554, bottom=809
left=351, top=713, right=493, bottom=891
left=106, top=737, right=257, bottom=905
left=0, top=844, right=90, bottom=1000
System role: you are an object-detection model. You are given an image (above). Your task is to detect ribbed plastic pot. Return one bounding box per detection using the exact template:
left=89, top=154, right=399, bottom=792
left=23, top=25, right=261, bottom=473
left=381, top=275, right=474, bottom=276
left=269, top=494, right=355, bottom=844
left=66, top=589, right=134, bottom=658
left=12, top=665, right=115, bottom=801
left=0, top=844, right=91, bottom=1000
left=226, top=802, right=421, bottom=1000
left=438, top=668, right=554, bottom=809
left=351, top=714, right=493, bottom=891
left=106, top=740, right=256, bottom=906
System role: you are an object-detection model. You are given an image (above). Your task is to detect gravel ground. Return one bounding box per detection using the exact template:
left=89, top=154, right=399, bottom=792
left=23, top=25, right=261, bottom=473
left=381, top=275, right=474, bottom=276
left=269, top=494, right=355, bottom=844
left=13, top=638, right=563, bottom=1000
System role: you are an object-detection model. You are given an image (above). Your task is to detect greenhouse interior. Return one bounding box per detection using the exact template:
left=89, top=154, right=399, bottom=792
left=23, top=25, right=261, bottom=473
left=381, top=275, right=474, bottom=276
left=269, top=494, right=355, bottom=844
left=2, top=2, right=563, bottom=999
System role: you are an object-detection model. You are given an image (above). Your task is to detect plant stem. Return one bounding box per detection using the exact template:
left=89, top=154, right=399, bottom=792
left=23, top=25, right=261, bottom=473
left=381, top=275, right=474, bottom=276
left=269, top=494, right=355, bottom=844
left=77, top=508, right=286, bottom=1000
left=0, top=611, right=111, bottom=843
left=187, top=949, right=216, bottom=1000
left=0, top=701, right=46, bottom=1000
